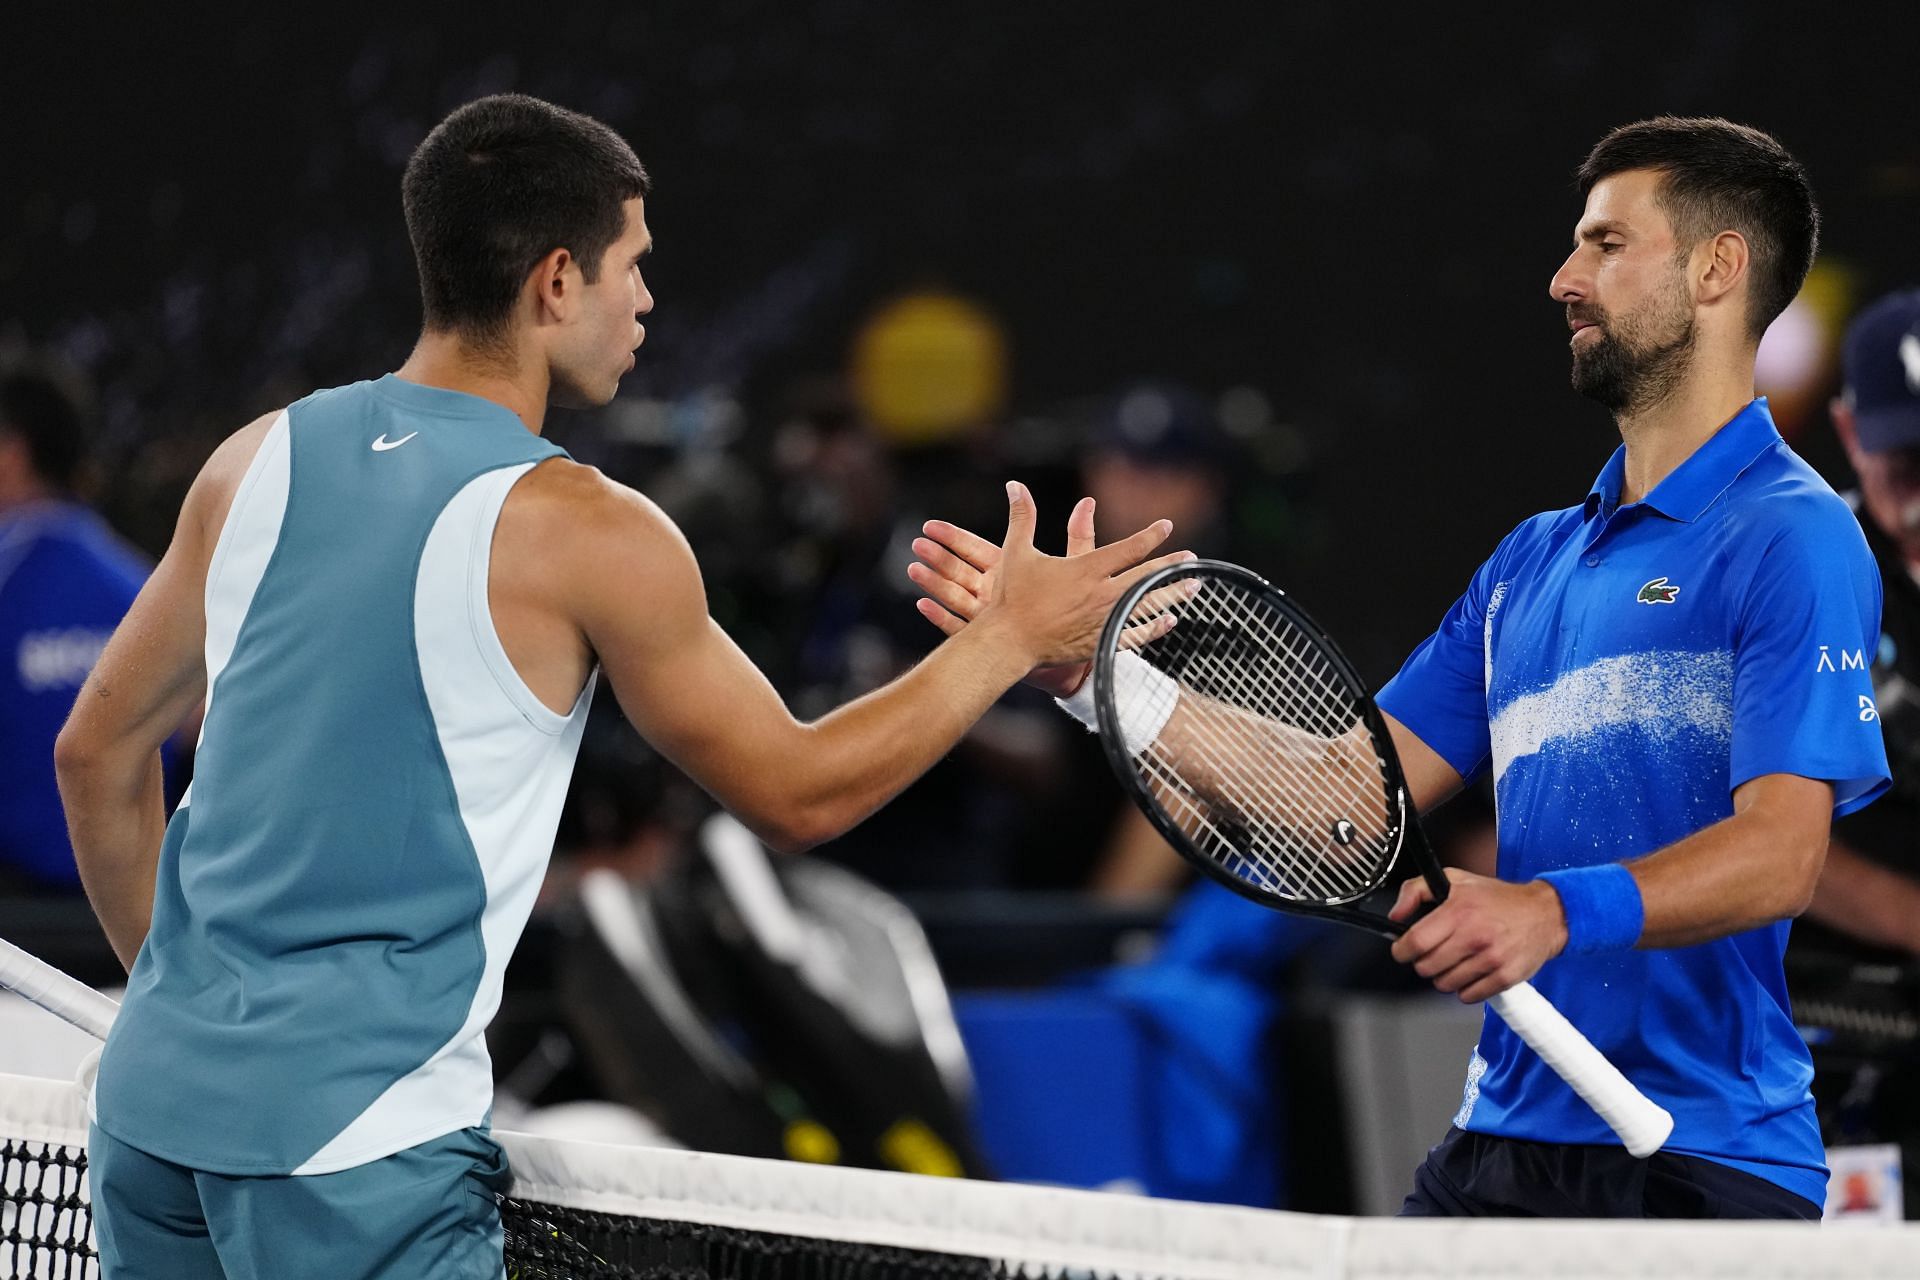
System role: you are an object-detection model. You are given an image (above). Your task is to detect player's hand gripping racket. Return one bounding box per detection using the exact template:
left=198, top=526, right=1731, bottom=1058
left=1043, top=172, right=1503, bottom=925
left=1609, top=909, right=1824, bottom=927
left=1093, top=559, right=1673, bottom=1157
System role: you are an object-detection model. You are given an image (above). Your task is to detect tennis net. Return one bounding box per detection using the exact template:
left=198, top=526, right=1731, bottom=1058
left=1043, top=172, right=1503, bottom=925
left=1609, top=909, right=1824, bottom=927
left=9, top=1070, right=1920, bottom=1280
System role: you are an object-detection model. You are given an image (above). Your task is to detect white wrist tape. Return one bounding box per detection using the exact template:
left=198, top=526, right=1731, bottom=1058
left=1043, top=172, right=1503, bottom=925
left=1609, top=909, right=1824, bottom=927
left=1055, top=651, right=1178, bottom=757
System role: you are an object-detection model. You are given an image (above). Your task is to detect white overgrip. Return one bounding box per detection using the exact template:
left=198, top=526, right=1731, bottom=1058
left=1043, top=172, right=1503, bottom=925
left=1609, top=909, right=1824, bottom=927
left=1487, top=980, right=1673, bottom=1158
left=0, top=937, right=119, bottom=1042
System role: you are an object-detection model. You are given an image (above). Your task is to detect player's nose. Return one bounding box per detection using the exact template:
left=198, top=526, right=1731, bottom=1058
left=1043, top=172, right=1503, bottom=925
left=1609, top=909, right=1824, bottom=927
left=1549, top=250, right=1586, bottom=304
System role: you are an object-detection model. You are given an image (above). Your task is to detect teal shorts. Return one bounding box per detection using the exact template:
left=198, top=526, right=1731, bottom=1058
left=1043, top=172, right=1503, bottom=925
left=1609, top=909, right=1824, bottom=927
left=88, top=1123, right=511, bottom=1279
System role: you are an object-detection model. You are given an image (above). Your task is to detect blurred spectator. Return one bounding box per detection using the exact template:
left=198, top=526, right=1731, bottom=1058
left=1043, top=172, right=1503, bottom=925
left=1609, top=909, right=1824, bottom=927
left=765, top=378, right=1027, bottom=890
left=1006, top=383, right=1236, bottom=896
left=1788, top=287, right=1920, bottom=1215
left=1802, top=288, right=1920, bottom=953
left=0, top=363, right=177, bottom=892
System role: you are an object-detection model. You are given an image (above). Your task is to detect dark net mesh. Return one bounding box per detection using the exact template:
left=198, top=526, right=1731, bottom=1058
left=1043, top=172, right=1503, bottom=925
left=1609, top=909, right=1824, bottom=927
left=2, top=1139, right=93, bottom=1280
left=501, top=1198, right=1011, bottom=1279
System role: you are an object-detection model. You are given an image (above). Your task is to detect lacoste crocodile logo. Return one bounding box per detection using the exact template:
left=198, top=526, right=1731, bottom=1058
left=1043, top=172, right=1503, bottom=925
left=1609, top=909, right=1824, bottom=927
left=1636, top=577, right=1680, bottom=605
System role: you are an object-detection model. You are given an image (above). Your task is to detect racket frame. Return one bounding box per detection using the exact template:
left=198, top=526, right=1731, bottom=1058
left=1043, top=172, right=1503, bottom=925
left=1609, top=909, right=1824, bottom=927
left=1094, top=558, right=1444, bottom=938
left=1092, top=558, right=1675, bottom=1158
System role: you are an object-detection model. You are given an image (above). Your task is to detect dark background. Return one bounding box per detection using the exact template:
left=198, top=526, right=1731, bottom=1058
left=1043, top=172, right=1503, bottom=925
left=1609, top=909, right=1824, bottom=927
left=6, top=2, right=1920, bottom=675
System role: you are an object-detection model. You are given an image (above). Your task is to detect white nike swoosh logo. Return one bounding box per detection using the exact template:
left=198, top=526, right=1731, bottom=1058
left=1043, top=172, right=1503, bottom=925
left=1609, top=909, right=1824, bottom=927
left=370, top=432, right=419, bottom=452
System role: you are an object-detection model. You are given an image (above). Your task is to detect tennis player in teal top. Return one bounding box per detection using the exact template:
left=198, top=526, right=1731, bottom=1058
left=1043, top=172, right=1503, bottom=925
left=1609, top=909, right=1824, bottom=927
left=54, top=95, right=1187, bottom=1279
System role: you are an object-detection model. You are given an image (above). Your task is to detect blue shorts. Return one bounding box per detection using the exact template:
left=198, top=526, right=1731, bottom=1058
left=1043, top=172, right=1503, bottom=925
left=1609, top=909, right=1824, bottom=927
left=1400, top=1127, right=1822, bottom=1219
left=88, top=1123, right=511, bottom=1279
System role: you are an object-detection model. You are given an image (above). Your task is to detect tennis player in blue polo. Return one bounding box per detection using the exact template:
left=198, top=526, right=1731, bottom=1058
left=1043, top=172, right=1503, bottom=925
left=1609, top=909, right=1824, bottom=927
left=1375, top=118, right=1890, bottom=1217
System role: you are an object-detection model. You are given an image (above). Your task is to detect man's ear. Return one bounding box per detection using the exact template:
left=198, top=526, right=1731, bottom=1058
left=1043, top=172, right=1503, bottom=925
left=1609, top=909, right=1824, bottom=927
left=528, top=246, right=577, bottom=323
left=1695, top=230, right=1750, bottom=309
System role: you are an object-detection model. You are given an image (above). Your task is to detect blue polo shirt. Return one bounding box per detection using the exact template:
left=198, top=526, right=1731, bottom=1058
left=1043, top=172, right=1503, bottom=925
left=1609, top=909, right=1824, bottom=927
left=1378, top=399, right=1889, bottom=1205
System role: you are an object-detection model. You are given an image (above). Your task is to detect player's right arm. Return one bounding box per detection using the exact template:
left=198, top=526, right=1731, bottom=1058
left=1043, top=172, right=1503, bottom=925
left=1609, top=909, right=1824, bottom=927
left=1384, top=713, right=1467, bottom=814
left=908, top=510, right=1468, bottom=816
left=539, top=466, right=1183, bottom=853
left=56, top=412, right=276, bottom=970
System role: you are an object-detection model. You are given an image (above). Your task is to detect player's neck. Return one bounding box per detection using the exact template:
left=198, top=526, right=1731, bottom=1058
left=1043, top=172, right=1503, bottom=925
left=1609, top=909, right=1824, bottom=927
left=394, top=331, right=551, bottom=435
left=1613, top=358, right=1756, bottom=506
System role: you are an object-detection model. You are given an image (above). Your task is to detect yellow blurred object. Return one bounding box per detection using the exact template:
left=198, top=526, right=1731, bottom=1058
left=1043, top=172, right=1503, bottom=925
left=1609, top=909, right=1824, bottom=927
left=851, top=293, right=1009, bottom=445
left=877, top=1117, right=964, bottom=1178
left=783, top=1119, right=843, bottom=1165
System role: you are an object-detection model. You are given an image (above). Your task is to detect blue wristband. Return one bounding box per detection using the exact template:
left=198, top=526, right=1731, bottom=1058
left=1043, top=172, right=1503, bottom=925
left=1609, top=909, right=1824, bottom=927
left=1537, top=864, right=1644, bottom=955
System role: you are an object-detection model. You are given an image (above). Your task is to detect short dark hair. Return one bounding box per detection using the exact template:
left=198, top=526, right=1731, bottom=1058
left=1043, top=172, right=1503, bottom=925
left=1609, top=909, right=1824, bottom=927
left=0, top=366, right=88, bottom=491
left=402, top=94, right=650, bottom=341
left=1576, top=116, right=1817, bottom=340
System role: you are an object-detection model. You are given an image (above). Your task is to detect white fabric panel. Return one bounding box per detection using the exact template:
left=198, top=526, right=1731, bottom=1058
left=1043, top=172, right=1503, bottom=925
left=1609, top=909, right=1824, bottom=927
left=297, top=464, right=594, bottom=1173
left=1489, top=649, right=1734, bottom=784
left=199, top=410, right=292, bottom=743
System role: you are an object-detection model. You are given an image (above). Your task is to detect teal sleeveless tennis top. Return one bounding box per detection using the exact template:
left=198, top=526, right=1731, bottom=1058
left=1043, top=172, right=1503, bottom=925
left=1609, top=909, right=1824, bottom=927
left=94, top=376, right=595, bottom=1175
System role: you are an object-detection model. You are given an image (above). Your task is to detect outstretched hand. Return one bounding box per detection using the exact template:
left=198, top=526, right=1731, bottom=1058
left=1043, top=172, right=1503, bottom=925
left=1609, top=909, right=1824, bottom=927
left=908, top=488, right=1190, bottom=693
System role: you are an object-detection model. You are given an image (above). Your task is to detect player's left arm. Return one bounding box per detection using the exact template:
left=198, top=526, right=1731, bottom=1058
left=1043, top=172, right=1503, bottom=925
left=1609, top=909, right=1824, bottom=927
left=1392, top=773, right=1836, bottom=1001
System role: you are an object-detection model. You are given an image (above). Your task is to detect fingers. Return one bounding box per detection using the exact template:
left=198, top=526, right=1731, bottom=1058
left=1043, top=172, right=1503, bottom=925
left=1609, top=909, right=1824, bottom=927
left=1089, top=517, right=1174, bottom=573
left=1117, top=614, right=1178, bottom=651
left=1065, top=496, right=1097, bottom=558
left=914, top=597, right=965, bottom=638
left=1456, top=968, right=1525, bottom=1004
left=1115, top=580, right=1199, bottom=642
left=1001, top=481, right=1038, bottom=551
left=911, top=537, right=986, bottom=595
left=1388, top=876, right=1437, bottom=928
left=907, top=561, right=985, bottom=622
left=921, top=519, right=1001, bottom=572
left=1112, top=550, right=1199, bottom=594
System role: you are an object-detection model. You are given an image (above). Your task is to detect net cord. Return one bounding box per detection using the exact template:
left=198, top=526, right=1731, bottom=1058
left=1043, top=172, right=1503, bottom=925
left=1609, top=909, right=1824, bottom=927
left=3, top=946, right=1920, bottom=1277
left=10, top=1070, right=1920, bottom=1279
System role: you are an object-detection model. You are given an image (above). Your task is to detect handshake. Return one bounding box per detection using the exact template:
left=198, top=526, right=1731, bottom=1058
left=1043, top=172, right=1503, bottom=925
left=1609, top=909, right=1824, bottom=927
left=903, top=481, right=1192, bottom=693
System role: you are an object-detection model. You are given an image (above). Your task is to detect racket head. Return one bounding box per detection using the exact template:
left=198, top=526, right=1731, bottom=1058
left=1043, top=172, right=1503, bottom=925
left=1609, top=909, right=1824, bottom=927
left=1093, top=559, right=1421, bottom=922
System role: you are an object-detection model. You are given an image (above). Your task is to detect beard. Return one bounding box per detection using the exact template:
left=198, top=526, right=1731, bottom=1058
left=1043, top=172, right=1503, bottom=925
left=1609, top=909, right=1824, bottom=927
left=1568, top=283, right=1696, bottom=416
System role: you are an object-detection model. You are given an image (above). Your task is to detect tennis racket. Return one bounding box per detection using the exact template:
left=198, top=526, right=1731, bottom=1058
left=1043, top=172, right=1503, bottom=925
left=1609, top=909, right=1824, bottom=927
left=1092, top=559, right=1673, bottom=1157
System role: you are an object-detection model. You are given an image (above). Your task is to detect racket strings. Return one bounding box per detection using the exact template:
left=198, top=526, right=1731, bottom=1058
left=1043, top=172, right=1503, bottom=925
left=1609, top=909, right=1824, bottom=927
left=1136, top=668, right=1379, bottom=901
left=1114, top=577, right=1397, bottom=903
left=1167, top=591, right=1385, bottom=825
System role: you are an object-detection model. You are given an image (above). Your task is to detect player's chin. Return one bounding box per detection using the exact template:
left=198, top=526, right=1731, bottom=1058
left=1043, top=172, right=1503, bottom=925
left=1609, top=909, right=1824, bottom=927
left=550, top=371, right=625, bottom=411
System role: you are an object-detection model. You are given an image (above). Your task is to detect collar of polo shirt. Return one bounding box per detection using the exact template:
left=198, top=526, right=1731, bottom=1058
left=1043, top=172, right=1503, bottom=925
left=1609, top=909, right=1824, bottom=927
left=1583, top=397, right=1784, bottom=524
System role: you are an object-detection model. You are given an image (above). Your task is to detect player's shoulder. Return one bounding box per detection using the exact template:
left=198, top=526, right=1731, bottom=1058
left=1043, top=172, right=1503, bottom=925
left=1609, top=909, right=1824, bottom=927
left=184, top=408, right=287, bottom=537
left=503, top=457, right=696, bottom=569
left=1715, top=443, right=1877, bottom=608
left=509, top=455, right=672, bottom=529
left=1722, top=441, right=1866, bottom=551
left=1484, top=502, right=1587, bottom=571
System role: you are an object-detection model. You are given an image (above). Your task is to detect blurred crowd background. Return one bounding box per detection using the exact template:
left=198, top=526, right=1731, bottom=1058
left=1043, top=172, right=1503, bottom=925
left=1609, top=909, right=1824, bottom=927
left=6, top=1, right=1920, bottom=1216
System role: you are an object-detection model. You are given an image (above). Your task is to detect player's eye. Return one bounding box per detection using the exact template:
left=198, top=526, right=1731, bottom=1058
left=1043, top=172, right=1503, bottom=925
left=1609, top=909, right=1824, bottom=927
left=1601, top=241, right=1625, bottom=253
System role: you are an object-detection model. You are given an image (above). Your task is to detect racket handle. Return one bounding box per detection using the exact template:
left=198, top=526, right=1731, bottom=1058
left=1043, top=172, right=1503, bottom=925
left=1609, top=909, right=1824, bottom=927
left=1487, top=980, right=1673, bottom=1158
left=0, top=936, right=119, bottom=1042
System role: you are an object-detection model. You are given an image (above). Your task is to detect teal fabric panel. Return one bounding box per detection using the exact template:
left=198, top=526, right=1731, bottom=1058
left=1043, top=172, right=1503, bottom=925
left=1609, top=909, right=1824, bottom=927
left=97, top=379, right=562, bottom=1174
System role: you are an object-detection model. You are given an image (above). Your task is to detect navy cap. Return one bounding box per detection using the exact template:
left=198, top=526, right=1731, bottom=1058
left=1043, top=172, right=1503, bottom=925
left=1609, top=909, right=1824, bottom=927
left=1092, top=383, right=1225, bottom=467
left=1844, top=288, right=1920, bottom=453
